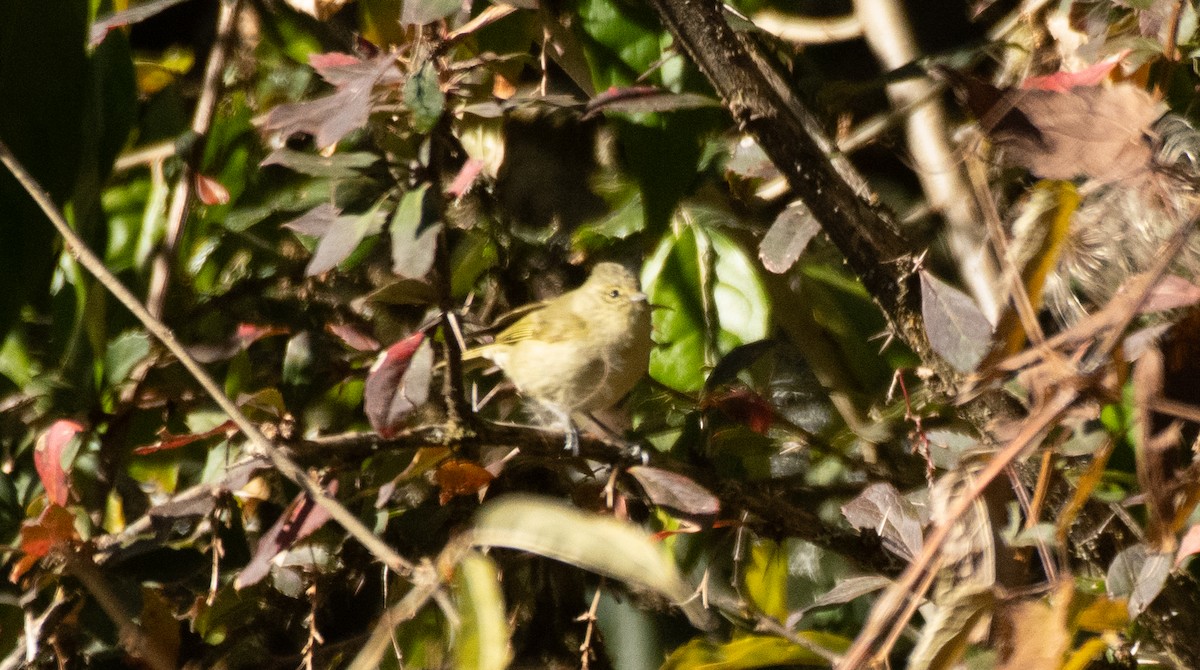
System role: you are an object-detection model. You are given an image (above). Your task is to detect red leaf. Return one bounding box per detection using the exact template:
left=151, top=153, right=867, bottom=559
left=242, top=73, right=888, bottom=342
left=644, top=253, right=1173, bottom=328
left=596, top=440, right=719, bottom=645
left=236, top=322, right=290, bottom=346
left=195, top=173, right=230, bottom=205
left=308, top=52, right=361, bottom=74
left=1020, top=52, right=1128, bottom=92
left=34, top=420, right=82, bottom=507
left=702, top=387, right=775, bottom=434
left=326, top=322, right=381, bottom=351
left=10, top=505, right=80, bottom=582
left=133, top=420, right=239, bottom=455
left=235, top=481, right=337, bottom=589
left=447, top=158, right=485, bottom=198
left=364, top=332, right=433, bottom=437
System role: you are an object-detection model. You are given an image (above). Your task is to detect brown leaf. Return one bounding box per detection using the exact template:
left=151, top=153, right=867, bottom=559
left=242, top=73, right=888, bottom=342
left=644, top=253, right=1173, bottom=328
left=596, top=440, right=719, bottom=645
left=991, top=85, right=1163, bottom=182
left=435, top=459, right=494, bottom=505
left=10, top=505, right=80, bottom=583
left=1133, top=345, right=1180, bottom=552
left=938, top=68, right=1164, bottom=183
left=995, top=583, right=1071, bottom=670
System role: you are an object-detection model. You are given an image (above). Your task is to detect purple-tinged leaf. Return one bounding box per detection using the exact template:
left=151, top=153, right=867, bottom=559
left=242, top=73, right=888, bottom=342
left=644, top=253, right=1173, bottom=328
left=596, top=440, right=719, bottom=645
left=263, top=55, right=398, bottom=149
left=365, top=332, right=433, bottom=437
left=759, top=202, right=820, bottom=274
left=841, top=482, right=924, bottom=562
left=235, top=482, right=338, bottom=589
left=90, top=0, right=190, bottom=47
left=628, top=466, right=720, bottom=516
left=305, top=204, right=387, bottom=276
left=283, top=203, right=341, bottom=237
left=920, top=270, right=993, bottom=373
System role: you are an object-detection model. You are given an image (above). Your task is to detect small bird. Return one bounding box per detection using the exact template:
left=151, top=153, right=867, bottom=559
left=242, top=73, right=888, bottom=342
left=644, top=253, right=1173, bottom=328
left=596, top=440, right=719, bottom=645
left=461, top=262, right=653, bottom=451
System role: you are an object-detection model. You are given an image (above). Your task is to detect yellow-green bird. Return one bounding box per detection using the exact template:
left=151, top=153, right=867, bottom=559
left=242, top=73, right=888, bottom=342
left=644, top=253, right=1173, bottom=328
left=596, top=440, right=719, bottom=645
left=461, top=262, right=653, bottom=451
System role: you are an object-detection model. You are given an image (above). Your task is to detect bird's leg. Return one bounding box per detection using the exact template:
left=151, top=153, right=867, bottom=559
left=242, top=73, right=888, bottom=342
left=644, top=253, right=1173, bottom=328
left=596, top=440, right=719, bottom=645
left=579, top=412, right=648, bottom=464
left=542, top=404, right=580, bottom=455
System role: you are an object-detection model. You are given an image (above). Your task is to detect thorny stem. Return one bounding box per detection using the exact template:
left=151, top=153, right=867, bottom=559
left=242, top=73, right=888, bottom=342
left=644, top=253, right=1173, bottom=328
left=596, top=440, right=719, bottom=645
left=0, top=138, right=417, bottom=577
left=146, top=0, right=242, bottom=318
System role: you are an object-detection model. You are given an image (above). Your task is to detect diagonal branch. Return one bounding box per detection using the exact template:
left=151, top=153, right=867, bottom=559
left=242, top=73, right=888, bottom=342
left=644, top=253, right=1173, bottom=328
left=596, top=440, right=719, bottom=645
left=0, top=138, right=417, bottom=579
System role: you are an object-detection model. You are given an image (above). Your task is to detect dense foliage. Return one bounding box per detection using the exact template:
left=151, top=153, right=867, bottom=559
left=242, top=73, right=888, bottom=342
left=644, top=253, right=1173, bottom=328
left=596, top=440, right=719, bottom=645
left=5, top=0, right=1200, bottom=668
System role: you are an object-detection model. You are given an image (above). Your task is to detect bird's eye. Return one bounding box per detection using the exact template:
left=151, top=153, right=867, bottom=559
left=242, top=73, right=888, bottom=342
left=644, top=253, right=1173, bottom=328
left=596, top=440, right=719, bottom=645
left=608, top=289, right=621, bottom=299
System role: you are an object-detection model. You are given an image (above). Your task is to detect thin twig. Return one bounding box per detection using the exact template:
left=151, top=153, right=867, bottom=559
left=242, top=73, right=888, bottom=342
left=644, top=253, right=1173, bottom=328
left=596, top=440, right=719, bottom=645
left=146, top=0, right=242, bottom=318
left=0, top=138, right=416, bottom=577
left=63, top=551, right=176, bottom=670
left=853, top=0, right=1001, bottom=322
left=837, top=387, right=1076, bottom=668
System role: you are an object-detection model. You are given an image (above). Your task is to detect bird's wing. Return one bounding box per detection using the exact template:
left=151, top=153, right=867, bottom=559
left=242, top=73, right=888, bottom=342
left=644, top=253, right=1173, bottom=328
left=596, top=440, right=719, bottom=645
left=493, top=300, right=586, bottom=346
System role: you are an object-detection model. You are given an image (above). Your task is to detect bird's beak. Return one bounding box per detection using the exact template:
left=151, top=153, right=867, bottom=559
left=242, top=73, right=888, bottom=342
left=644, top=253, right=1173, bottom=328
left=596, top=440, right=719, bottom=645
left=631, top=291, right=648, bottom=302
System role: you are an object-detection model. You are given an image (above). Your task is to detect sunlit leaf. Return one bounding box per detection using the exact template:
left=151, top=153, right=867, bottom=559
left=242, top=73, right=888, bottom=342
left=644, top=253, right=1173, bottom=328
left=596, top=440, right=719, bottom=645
left=471, top=494, right=691, bottom=603
left=661, top=632, right=845, bottom=669
left=452, top=552, right=511, bottom=670
left=34, top=420, right=83, bottom=507
left=760, top=202, right=820, bottom=274
left=644, top=220, right=770, bottom=392
left=742, top=537, right=789, bottom=620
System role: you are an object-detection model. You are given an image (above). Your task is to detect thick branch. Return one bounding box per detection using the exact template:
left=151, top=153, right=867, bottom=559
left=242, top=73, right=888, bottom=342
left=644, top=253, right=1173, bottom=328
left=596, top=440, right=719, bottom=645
left=644, top=0, right=930, bottom=356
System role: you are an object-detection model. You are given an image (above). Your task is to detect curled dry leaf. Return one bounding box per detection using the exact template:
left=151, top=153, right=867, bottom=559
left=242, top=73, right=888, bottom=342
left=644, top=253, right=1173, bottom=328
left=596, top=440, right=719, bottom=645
left=938, top=68, right=1165, bottom=183
left=435, top=459, right=495, bottom=505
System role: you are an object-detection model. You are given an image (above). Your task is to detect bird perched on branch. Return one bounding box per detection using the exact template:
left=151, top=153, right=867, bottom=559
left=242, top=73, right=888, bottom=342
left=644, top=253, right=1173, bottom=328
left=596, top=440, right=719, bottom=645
left=461, top=262, right=653, bottom=452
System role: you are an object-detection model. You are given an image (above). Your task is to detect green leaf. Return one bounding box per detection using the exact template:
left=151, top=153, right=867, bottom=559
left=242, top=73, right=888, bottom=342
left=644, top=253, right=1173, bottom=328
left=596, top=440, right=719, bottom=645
left=644, top=217, right=770, bottom=392
left=743, top=537, right=789, bottom=621
left=471, top=494, right=690, bottom=603
left=662, top=632, right=846, bottom=669
left=405, top=61, right=444, bottom=134
left=104, top=330, right=151, bottom=386
left=452, top=552, right=511, bottom=670
left=391, top=183, right=441, bottom=279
